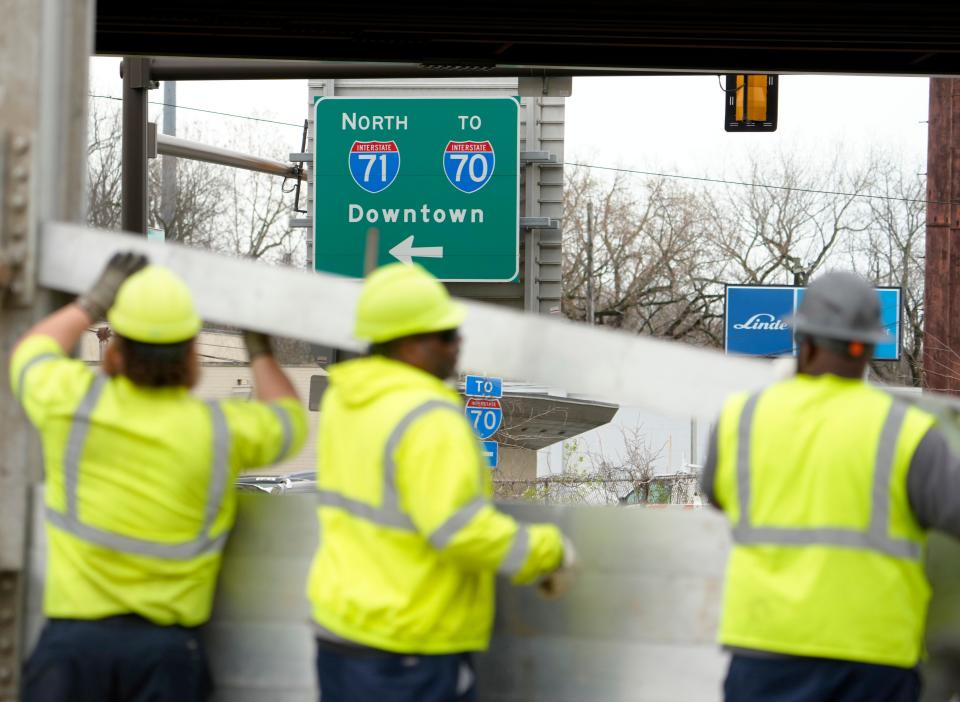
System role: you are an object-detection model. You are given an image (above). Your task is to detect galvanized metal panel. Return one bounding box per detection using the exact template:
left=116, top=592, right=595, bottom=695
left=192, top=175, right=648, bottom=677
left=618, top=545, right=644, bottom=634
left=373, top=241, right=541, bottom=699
left=25, top=489, right=960, bottom=700
left=40, top=223, right=779, bottom=418
left=27, top=492, right=732, bottom=701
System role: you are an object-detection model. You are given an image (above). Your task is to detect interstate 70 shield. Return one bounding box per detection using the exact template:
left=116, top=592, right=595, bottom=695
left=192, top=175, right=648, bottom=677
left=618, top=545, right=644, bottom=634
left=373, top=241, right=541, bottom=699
left=349, top=141, right=400, bottom=193
left=443, top=140, right=495, bottom=194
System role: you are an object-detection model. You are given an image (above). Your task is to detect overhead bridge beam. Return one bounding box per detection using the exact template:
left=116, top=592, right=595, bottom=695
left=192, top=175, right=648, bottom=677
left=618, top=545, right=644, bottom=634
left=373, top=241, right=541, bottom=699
left=39, top=223, right=776, bottom=417
left=156, top=134, right=302, bottom=180
left=136, top=58, right=664, bottom=82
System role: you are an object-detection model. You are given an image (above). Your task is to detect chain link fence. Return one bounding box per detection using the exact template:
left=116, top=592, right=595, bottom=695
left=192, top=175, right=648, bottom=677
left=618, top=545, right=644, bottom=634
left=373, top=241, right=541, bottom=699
left=493, top=471, right=702, bottom=506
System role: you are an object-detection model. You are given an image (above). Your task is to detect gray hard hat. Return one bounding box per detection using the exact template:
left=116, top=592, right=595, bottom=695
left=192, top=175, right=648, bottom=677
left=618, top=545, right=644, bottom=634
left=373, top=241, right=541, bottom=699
left=786, top=271, right=891, bottom=344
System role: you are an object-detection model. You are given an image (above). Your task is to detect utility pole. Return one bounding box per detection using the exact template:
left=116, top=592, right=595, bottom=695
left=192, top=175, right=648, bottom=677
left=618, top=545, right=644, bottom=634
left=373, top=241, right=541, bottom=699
left=160, top=81, right=177, bottom=238
left=924, top=78, right=960, bottom=393
left=586, top=202, right=595, bottom=325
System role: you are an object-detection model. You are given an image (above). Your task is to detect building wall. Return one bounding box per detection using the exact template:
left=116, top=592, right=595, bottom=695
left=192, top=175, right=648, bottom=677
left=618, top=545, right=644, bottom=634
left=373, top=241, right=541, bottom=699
left=496, top=446, right=537, bottom=481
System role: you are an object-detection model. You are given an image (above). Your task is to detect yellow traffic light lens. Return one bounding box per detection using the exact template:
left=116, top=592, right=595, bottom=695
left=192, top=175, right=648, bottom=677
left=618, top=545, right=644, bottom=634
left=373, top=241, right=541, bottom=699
left=735, top=75, right=768, bottom=122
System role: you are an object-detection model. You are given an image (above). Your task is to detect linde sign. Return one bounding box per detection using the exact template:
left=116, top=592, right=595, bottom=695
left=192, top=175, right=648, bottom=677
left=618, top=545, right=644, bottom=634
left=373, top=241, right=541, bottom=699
left=732, top=313, right=789, bottom=331
left=725, top=284, right=901, bottom=361
left=313, top=97, right=520, bottom=281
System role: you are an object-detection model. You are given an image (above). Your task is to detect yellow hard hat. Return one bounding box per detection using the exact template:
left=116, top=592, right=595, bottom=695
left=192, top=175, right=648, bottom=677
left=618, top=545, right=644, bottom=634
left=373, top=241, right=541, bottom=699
left=355, top=263, right=465, bottom=343
left=107, top=266, right=201, bottom=344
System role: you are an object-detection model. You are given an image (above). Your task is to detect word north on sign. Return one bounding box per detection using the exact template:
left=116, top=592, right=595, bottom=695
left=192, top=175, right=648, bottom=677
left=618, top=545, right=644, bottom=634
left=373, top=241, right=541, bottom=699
left=348, top=141, right=400, bottom=193
left=313, top=97, right=519, bottom=281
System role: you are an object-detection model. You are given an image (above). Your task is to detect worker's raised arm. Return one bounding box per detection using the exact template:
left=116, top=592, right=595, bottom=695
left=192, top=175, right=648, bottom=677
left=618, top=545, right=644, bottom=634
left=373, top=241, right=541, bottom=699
left=396, top=407, right=567, bottom=585
left=243, top=331, right=299, bottom=402
left=14, top=252, right=147, bottom=355
left=219, top=331, right=308, bottom=472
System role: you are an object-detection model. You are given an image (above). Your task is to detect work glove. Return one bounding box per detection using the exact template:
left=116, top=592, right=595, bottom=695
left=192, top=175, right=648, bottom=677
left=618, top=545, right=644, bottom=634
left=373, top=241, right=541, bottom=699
left=537, top=536, right=579, bottom=600
left=76, top=251, right=148, bottom=321
left=243, top=330, right=273, bottom=360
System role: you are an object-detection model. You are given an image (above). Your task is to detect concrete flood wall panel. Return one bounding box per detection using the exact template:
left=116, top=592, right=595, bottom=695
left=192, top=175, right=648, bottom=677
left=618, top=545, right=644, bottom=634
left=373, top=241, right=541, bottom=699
left=25, top=493, right=960, bottom=700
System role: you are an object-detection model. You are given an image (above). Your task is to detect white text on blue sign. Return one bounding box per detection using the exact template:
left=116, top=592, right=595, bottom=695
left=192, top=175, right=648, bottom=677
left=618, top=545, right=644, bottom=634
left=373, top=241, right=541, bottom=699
left=464, top=375, right=503, bottom=398
left=481, top=441, right=499, bottom=469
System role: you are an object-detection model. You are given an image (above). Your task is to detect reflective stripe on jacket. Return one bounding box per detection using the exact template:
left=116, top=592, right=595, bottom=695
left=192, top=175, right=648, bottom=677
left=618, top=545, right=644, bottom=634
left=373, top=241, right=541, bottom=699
left=714, top=374, right=935, bottom=667
left=10, top=334, right=308, bottom=626
left=307, top=356, right=564, bottom=654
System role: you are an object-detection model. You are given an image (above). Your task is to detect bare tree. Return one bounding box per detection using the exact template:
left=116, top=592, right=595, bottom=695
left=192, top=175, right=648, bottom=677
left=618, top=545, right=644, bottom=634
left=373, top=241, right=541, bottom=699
left=707, top=152, right=872, bottom=287
left=494, top=425, right=671, bottom=505
left=209, top=126, right=303, bottom=264
left=563, top=151, right=895, bottom=360
left=562, top=165, right=722, bottom=345
left=85, top=99, right=304, bottom=266
left=86, top=100, right=123, bottom=229
left=847, top=153, right=926, bottom=386
left=148, top=133, right=227, bottom=249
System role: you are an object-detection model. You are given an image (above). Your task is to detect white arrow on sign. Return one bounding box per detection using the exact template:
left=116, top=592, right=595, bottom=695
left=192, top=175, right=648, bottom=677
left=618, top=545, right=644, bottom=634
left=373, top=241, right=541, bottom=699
left=388, top=235, right=444, bottom=265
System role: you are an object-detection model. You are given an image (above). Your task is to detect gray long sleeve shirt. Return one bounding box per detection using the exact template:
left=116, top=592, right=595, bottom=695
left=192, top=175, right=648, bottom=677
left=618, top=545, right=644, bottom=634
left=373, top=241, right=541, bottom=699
left=701, top=422, right=960, bottom=537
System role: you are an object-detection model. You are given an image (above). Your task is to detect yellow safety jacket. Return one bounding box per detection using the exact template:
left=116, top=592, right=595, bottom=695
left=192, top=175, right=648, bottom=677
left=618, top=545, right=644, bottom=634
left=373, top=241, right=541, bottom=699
left=11, top=335, right=308, bottom=627
left=307, top=356, right=564, bottom=654
left=714, top=374, right=935, bottom=668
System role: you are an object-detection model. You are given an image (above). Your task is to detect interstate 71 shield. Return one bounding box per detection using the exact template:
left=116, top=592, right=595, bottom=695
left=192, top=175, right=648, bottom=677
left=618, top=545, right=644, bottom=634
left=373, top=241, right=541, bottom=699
left=349, top=141, right=400, bottom=194
left=443, top=141, right=495, bottom=194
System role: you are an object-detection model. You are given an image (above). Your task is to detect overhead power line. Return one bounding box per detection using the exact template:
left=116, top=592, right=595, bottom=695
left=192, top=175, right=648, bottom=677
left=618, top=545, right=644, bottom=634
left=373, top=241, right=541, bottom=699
left=88, top=93, right=940, bottom=206
left=89, top=94, right=303, bottom=129
left=563, top=162, right=943, bottom=207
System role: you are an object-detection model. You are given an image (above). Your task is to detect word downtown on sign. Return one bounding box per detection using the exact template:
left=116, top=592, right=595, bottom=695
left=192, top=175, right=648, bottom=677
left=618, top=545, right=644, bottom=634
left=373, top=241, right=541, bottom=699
left=347, top=203, right=485, bottom=225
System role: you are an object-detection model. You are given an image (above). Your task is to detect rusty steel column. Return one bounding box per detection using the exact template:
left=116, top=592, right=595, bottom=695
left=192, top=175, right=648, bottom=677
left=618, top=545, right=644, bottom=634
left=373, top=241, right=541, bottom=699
left=924, top=78, right=960, bottom=393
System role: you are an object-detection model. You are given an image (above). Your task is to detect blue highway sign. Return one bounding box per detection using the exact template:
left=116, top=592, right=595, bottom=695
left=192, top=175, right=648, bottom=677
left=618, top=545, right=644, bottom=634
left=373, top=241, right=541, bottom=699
left=348, top=140, right=401, bottom=193
left=464, top=375, right=503, bottom=398
left=481, top=441, right=499, bottom=469
left=465, top=397, right=503, bottom=440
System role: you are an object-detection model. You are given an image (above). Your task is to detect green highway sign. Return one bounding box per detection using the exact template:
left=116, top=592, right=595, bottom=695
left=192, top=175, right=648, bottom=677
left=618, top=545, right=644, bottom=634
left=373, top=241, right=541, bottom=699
left=313, top=97, right=519, bottom=281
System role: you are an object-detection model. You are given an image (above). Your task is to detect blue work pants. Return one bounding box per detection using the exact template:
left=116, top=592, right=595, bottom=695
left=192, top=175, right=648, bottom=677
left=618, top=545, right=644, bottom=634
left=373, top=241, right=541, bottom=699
left=316, top=640, right=477, bottom=702
left=22, top=616, right=212, bottom=702
left=724, top=653, right=921, bottom=702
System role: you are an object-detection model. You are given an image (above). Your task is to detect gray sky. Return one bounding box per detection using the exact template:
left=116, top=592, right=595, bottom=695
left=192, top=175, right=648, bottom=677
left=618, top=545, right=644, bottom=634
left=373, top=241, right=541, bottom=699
left=90, top=58, right=929, bottom=180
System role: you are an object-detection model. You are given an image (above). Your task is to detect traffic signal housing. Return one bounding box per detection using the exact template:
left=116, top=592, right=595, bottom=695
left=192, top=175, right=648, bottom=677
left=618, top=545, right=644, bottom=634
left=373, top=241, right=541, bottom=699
left=724, top=74, right=778, bottom=132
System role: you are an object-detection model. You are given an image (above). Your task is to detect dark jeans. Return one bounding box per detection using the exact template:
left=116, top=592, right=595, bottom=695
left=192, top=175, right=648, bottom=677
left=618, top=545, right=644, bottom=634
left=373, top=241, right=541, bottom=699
left=22, top=616, right=212, bottom=702
left=724, top=653, right=921, bottom=702
left=316, top=640, right=477, bottom=702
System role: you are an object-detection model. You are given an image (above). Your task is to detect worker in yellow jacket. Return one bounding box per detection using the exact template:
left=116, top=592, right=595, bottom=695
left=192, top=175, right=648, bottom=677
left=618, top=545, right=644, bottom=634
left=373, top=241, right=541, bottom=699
left=307, top=263, right=576, bottom=702
left=702, top=271, right=960, bottom=702
left=11, top=252, right=308, bottom=702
